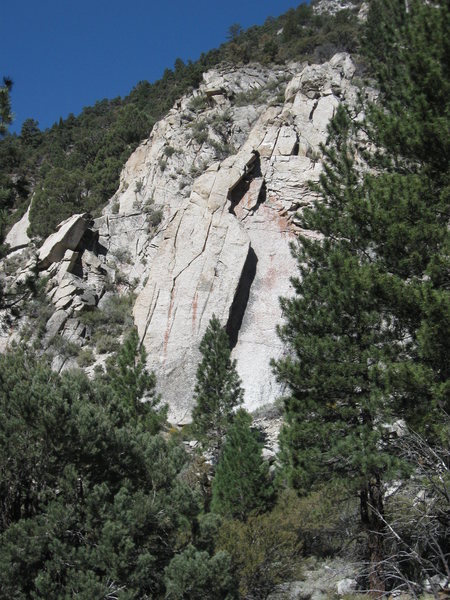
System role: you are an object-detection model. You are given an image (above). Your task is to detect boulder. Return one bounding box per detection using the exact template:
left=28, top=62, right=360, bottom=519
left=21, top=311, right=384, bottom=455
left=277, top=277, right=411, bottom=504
left=337, top=578, right=357, bottom=595
left=4, top=204, right=31, bottom=252
left=38, top=214, right=89, bottom=270
left=43, top=309, right=69, bottom=346
left=56, top=250, right=79, bottom=281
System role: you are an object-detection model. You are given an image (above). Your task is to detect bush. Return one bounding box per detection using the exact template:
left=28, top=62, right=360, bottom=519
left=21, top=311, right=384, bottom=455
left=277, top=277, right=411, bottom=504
left=164, top=145, right=176, bottom=157
left=149, top=208, right=163, bottom=227
left=77, top=347, right=95, bottom=367
left=191, top=121, right=209, bottom=144
left=79, top=292, right=135, bottom=352
left=164, top=545, right=236, bottom=600
left=48, top=334, right=80, bottom=359
left=275, top=482, right=358, bottom=557
left=216, top=491, right=304, bottom=600
left=188, top=95, right=208, bottom=113
left=95, top=333, right=120, bottom=355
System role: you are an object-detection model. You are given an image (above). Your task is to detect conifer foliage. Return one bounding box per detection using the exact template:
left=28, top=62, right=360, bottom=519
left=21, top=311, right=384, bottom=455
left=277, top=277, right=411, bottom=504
left=0, top=76, right=12, bottom=137
left=0, top=345, right=196, bottom=598
left=191, top=315, right=243, bottom=458
left=211, top=409, right=273, bottom=521
left=273, top=0, right=449, bottom=594
left=105, top=327, right=166, bottom=432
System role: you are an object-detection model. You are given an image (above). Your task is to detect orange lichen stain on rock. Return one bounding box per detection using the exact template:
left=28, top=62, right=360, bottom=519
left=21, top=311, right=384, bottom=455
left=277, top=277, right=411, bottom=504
left=274, top=208, right=290, bottom=233
left=163, top=293, right=175, bottom=358
left=264, top=254, right=279, bottom=289
left=264, top=196, right=292, bottom=234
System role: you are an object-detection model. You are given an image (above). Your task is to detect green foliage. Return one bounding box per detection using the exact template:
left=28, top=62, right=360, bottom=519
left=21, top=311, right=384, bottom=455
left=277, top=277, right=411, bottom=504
left=362, top=0, right=450, bottom=435
left=216, top=491, right=303, bottom=600
left=0, top=76, right=12, bottom=137
left=191, top=119, right=209, bottom=144
left=188, top=94, right=209, bottom=113
left=104, top=328, right=166, bottom=432
left=164, top=144, right=176, bottom=157
left=274, top=105, right=401, bottom=495
left=164, top=544, right=236, bottom=600
left=0, top=344, right=195, bottom=598
left=149, top=207, right=163, bottom=227
left=273, top=0, right=449, bottom=592
left=191, top=315, right=243, bottom=458
left=20, top=118, right=41, bottom=147
left=281, top=484, right=358, bottom=557
left=77, top=346, right=95, bottom=367
left=211, top=409, right=273, bottom=521
left=79, top=291, right=135, bottom=347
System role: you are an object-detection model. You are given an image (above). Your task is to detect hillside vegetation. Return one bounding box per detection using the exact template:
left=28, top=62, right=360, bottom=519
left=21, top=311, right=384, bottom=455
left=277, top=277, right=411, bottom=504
left=0, top=0, right=448, bottom=598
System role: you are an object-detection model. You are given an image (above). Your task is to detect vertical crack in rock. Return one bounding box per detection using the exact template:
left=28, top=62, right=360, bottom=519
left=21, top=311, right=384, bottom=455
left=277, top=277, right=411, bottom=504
left=308, top=98, right=319, bottom=122
left=140, top=288, right=160, bottom=347
left=226, top=245, right=258, bottom=350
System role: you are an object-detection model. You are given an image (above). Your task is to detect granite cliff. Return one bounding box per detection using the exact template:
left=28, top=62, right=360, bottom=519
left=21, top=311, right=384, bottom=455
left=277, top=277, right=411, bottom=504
left=0, top=52, right=365, bottom=423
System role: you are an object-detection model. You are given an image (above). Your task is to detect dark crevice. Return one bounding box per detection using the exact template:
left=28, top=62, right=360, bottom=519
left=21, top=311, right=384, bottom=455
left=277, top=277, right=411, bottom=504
left=253, top=179, right=267, bottom=212
left=70, top=255, right=84, bottom=279
left=251, top=153, right=262, bottom=177
left=228, top=152, right=262, bottom=215
left=228, top=176, right=250, bottom=215
left=226, top=245, right=258, bottom=350
left=70, top=229, right=102, bottom=277
left=292, top=140, right=300, bottom=156
left=308, top=99, right=319, bottom=122
left=80, top=228, right=99, bottom=253
left=96, top=242, right=108, bottom=256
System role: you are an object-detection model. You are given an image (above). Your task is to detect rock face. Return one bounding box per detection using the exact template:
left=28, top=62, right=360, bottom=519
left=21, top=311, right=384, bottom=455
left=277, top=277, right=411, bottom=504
left=129, top=53, right=360, bottom=422
left=0, top=53, right=362, bottom=422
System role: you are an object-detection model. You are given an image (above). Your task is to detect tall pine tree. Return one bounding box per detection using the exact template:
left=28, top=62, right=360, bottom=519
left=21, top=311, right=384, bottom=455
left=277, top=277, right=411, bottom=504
left=191, top=315, right=243, bottom=460
left=273, top=1, right=449, bottom=594
left=273, top=106, right=399, bottom=593
left=211, top=409, right=273, bottom=521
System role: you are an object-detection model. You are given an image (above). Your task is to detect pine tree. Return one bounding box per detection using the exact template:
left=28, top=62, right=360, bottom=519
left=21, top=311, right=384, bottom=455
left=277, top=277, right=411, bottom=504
left=0, top=77, right=12, bottom=137
left=273, top=1, right=449, bottom=594
left=0, top=345, right=197, bottom=598
left=363, top=0, right=450, bottom=433
left=105, top=327, right=166, bottom=432
left=273, top=108, right=399, bottom=593
left=211, top=409, right=273, bottom=521
left=191, top=315, right=243, bottom=459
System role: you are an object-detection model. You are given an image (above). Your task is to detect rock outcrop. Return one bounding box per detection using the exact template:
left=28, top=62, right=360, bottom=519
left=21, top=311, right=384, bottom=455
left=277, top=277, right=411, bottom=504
left=128, top=53, right=360, bottom=422
left=38, top=213, right=90, bottom=270
left=4, top=204, right=31, bottom=251
left=0, top=53, right=362, bottom=422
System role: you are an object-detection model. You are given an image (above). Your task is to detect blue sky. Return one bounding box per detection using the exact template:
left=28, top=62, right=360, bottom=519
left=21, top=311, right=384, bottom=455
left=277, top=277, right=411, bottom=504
left=1, top=1, right=303, bottom=134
